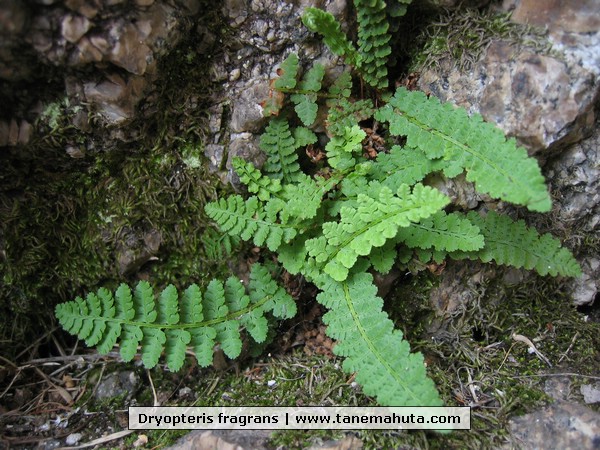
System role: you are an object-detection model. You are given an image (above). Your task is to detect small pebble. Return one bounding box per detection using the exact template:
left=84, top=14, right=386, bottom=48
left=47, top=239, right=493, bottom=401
left=65, top=433, right=82, bottom=446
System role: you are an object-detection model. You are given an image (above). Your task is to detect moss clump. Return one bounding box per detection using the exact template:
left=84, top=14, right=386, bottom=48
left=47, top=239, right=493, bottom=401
left=0, top=5, right=230, bottom=359
left=379, top=268, right=600, bottom=448
left=409, top=8, right=552, bottom=73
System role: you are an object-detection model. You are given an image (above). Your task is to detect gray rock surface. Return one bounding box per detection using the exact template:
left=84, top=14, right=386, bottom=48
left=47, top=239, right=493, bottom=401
left=0, top=0, right=201, bottom=139
left=94, top=371, right=139, bottom=400
left=546, top=122, right=600, bottom=305
left=508, top=401, right=600, bottom=450
left=417, top=0, right=600, bottom=155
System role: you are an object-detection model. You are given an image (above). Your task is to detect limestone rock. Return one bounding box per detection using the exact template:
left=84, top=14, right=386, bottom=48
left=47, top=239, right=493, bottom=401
left=230, top=81, right=270, bottom=133
left=61, top=14, right=91, bottom=44
left=509, top=401, right=600, bottom=450
left=83, top=73, right=146, bottom=124
left=94, top=371, right=140, bottom=400
left=115, top=228, right=162, bottom=275
left=545, top=122, right=600, bottom=305
left=418, top=1, right=600, bottom=155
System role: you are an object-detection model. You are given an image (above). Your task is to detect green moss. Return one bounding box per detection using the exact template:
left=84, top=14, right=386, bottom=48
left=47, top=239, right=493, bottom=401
left=409, top=8, right=552, bottom=73
left=0, top=4, right=232, bottom=359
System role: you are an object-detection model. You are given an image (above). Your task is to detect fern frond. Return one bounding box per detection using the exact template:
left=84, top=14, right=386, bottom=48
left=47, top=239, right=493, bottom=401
left=316, top=272, right=442, bottom=406
left=232, top=157, right=282, bottom=201
left=306, top=183, right=449, bottom=281
left=293, top=127, right=318, bottom=148
left=328, top=71, right=353, bottom=98
left=387, top=0, right=412, bottom=18
left=205, top=195, right=297, bottom=251
left=273, top=53, right=299, bottom=90
left=259, top=117, right=302, bottom=183
left=369, top=145, right=447, bottom=190
left=325, top=125, right=366, bottom=170
left=55, top=264, right=297, bottom=371
left=375, top=88, right=552, bottom=212
left=302, top=8, right=360, bottom=66
left=396, top=211, right=485, bottom=252
left=354, top=0, right=391, bottom=88
left=279, top=173, right=339, bottom=223
left=326, top=98, right=375, bottom=137
left=202, top=228, right=241, bottom=262
left=290, top=63, right=325, bottom=126
left=451, top=211, right=581, bottom=277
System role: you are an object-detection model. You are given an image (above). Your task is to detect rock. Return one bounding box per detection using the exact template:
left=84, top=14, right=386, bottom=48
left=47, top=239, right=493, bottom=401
left=581, top=384, right=600, bottom=404
left=94, top=371, right=139, bottom=400
left=223, top=0, right=248, bottom=28
left=83, top=73, right=146, bottom=124
left=204, top=144, right=225, bottom=173
left=65, top=433, right=83, bottom=446
left=544, top=376, right=571, bottom=401
left=64, top=0, right=99, bottom=19
left=307, top=436, right=363, bottom=450
left=61, top=14, right=91, bottom=44
left=417, top=1, right=600, bottom=155
left=0, top=118, right=30, bottom=147
left=106, top=21, right=154, bottom=75
left=165, top=430, right=272, bottom=450
left=115, top=228, right=162, bottom=275
left=545, top=122, right=600, bottom=305
left=229, top=81, right=270, bottom=133
left=0, top=120, right=8, bottom=146
left=509, top=401, right=600, bottom=449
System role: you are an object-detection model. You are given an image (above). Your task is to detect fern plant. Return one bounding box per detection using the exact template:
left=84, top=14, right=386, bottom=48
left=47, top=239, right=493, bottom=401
left=55, top=264, right=296, bottom=371
left=55, top=1, right=581, bottom=409
left=202, top=43, right=580, bottom=405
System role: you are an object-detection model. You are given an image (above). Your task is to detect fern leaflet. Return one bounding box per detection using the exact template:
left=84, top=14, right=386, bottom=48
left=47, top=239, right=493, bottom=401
left=291, top=64, right=325, bottom=126
left=316, top=271, right=443, bottom=406
left=306, top=184, right=450, bottom=281
left=302, top=8, right=360, bottom=67
left=259, top=117, right=302, bottom=183
left=375, top=88, right=552, bottom=212
left=451, top=211, right=581, bottom=277
left=205, top=195, right=297, bottom=251
left=54, top=264, right=296, bottom=371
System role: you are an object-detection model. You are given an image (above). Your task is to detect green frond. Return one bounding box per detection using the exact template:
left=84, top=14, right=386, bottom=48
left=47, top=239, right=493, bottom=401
left=54, top=264, right=297, bottom=371
left=369, top=145, right=447, bottom=190
left=205, top=194, right=297, bottom=251
left=288, top=63, right=325, bottom=126
left=291, top=93, right=319, bottom=127
left=387, top=0, right=412, bottom=18
left=232, top=157, right=282, bottom=201
left=396, top=211, right=485, bottom=252
left=293, top=127, right=318, bottom=148
left=316, top=272, right=442, bottom=406
left=306, top=183, right=450, bottom=281
left=375, top=88, right=552, bottom=212
left=273, top=53, right=298, bottom=90
left=259, top=117, right=302, bottom=183
left=202, top=228, right=241, bottom=262
left=451, top=211, right=581, bottom=277
left=354, top=0, right=391, bottom=88
left=302, top=8, right=360, bottom=67
left=326, top=98, right=375, bottom=137
left=325, top=125, right=366, bottom=170
left=328, top=71, right=353, bottom=98
left=279, top=173, right=339, bottom=223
